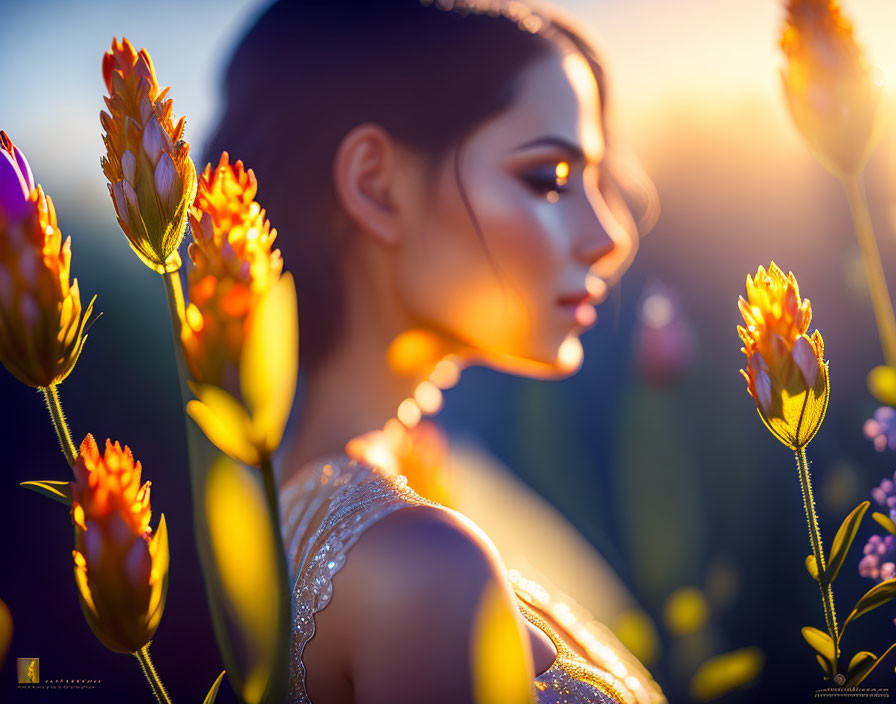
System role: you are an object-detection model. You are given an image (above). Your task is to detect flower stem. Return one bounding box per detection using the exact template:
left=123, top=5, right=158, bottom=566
left=260, top=458, right=281, bottom=530
left=41, top=383, right=77, bottom=468
left=162, top=270, right=186, bottom=344
left=841, top=173, right=896, bottom=368
left=260, top=457, right=291, bottom=703
left=134, top=643, right=173, bottom=704
left=796, top=446, right=839, bottom=671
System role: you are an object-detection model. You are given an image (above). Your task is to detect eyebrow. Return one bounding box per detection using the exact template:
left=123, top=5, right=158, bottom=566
left=511, top=136, right=586, bottom=162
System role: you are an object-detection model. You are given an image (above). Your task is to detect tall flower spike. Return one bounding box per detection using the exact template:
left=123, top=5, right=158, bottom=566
left=182, top=153, right=283, bottom=388
left=183, top=153, right=297, bottom=467
left=100, top=37, right=197, bottom=274
left=70, top=434, right=169, bottom=654
left=0, top=132, right=96, bottom=388
left=738, top=262, right=829, bottom=449
left=780, top=0, right=884, bottom=178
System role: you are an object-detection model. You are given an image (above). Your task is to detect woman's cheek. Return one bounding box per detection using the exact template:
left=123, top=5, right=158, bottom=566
left=482, top=202, right=566, bottom=306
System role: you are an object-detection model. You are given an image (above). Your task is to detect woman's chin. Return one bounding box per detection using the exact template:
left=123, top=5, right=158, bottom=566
left=474, top=335, right=584, bottom=380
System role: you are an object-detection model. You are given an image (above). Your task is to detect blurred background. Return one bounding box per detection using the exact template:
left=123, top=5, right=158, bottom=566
left=4, top=0, right=896, bottom=701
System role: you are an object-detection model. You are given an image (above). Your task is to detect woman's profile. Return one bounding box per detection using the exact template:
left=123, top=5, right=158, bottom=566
left=206, top=1, right=667, bottom=702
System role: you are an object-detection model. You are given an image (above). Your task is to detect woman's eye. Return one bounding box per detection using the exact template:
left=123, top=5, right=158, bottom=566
left=522, top=161, right=570, bottom=200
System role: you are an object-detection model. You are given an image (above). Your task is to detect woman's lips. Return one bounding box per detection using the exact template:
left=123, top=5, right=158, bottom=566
left=556, top=291, right=591, bottom=306
left=557, top=291, right=598, bottom=326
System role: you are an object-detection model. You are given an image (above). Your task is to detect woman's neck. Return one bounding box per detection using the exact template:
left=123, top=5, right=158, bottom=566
left=286, top=344, right=421, bottom=478
left=280, top=246, right=463, bottom=487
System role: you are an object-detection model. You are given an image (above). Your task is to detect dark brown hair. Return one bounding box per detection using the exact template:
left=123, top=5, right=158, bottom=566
left=204, top=0, right=619, bottom=374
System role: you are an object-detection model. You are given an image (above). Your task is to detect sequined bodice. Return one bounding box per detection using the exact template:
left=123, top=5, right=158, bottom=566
left=279, top=454, right=662, bottom=704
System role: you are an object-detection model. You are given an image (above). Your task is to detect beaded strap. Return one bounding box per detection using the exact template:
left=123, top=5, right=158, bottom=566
left=515, top=593, right=631, bottom=704
left=282, top=458, right=442, bottom=704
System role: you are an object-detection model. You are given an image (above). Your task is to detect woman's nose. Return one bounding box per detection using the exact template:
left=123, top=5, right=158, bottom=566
left=575, top=173, right=638, bottom=287
left=573, top=215, right=615, bottom=266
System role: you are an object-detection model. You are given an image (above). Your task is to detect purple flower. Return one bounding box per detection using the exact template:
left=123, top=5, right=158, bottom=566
left=864, top=406, right=896, bottom=452
left=859, top=534, right=896, bottom=583
left=869, top=470, right=896, bottom=525
left=0, top=131, right=35, bottom=221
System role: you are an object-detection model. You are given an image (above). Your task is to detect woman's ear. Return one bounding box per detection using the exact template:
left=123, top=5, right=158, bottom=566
left=332, top=122, right=406, bottom=247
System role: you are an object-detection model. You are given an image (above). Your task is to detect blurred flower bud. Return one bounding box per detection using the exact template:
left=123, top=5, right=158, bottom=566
left=633, top=281, right=694, bottom=388
left=858, top=534, right=896, bottom=583
left=870, top=469, right=896, bottom=524
left=780, top=0, right=884, bottom=178
left=864, top=406, right=896, bottom=452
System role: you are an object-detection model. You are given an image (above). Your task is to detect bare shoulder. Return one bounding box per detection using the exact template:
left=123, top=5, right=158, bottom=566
left=338, top=503, right=533, bottom=704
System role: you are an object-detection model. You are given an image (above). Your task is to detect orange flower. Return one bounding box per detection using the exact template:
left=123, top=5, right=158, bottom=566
left=101, top=37, right=197, bottom=274
left=346, top=419, right=457, bottom=507
left=182, top=152, right=283, bottom=388
left=780, top=0, right=884, bottom=178
left=738, top=262, right=829, bottom=449
left=70, top=434, right=169, bottom=654
left=0, top=132, right=96, bottom=388
left=182, top=153, right=297, bottom=467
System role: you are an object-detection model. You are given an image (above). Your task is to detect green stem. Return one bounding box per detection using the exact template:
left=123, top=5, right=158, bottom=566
left=261, top=457, right=290, bottom=704
left=134, top=643, right=173, bottom=704
left=162, top=270, right=186, bottom=347
left=796, top=446, right=840, bottom=672
left=841, top=173, right=896, bottom=368
left=41, top=384, right=77, bottom=468
left=260, top=458, right=282, bottom=530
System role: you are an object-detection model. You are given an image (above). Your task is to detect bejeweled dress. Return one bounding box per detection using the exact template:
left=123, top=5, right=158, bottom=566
left=280, top=453, right=667, bottom=704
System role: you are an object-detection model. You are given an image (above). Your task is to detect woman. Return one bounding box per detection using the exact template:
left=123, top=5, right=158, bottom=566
left=207, top=1, right=666, bottom=702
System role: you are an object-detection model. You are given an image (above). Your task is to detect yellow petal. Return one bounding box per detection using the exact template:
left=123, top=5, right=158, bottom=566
left=146, top=514, right=169, bottom=632
left=0, top=598, right=12, bottom=668
left=662, top=586, right=709, bottom=637
left=470, top=579, right=534, bottom=704
left=205, top=455, right=279, bottom=703
left=186, top=387, right=259, bottom=466
left=868, top=365, right=896, bottom=405
left=689, top=647, right=764, bottom=701
left=240, top=272, right=298, bottom=454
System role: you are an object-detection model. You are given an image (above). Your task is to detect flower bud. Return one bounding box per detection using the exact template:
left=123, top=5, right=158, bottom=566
left=182, top=153, right=283, bottom=390
left=780, top=0, right=884, bottom=178
left=0, top=133, right=96, bottom=388
left=70, top=434, right=168, bottom=654
left=182, top=153, right=297, bottom=467
left=100, top=37, right=197, bottom=274
left=738, top=262, right=829, bottom=449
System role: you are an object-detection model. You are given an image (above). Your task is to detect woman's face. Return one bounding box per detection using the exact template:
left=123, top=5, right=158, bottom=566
left=394, top=44, right=638, bottom=377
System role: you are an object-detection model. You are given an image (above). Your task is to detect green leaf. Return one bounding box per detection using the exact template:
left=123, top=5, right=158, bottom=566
left=816, top=653, right=832, bottom=677
left=203, top=670, right=226, bottom=704
left=872, top=512, right=896, bottom=535
left=845, top=643, right=896, bottom=687
left=826, top=501, right=870, bottom=583
left=802, top=626, right=835, bottom=663
left=845, top=651, right=877, bottom=687
left=806, top=555, right=820, bottom=581
left=844, top=578, right=896, bottom=630
left=20, top=480, right=72, bottom=507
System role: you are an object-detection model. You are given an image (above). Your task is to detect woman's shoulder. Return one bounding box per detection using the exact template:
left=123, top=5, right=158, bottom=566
left=333, top=499, right=532, bottom=703
left=284, top=453, right=530, bottom=703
